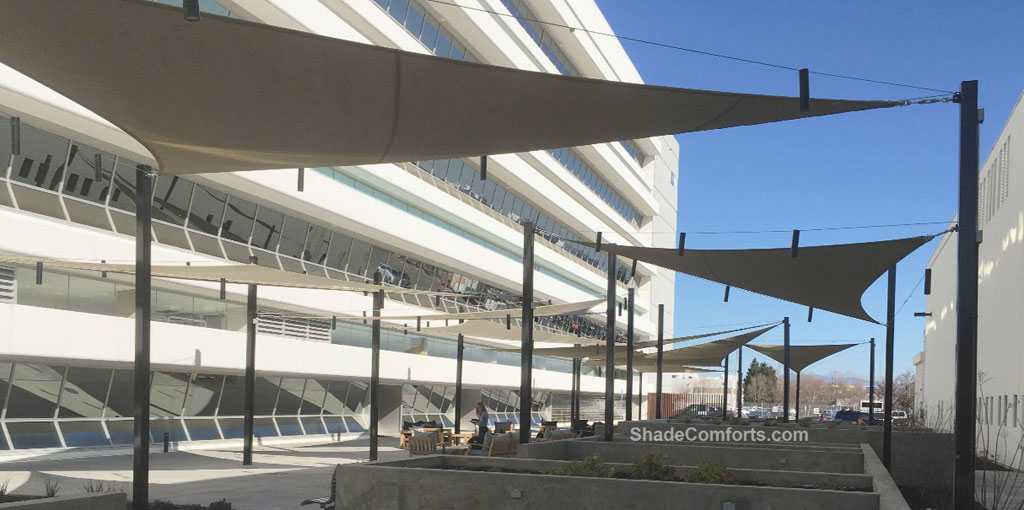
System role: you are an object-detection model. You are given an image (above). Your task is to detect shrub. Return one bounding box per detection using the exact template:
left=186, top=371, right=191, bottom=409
left=551, top=454, right=614, bottom=479
left=683, top=461, right=733, bottom=485
left=798, top=418, right=811, bottom=428
left=208, top=499, right=233, bottom=510
left=827, top=420, right=840, bottom=430
left=81, top=479, right=127, bottom=494
left=763, top=419, right=779, bottom=427
left=0, top=479, right=8, bottom=496
left=629, top=454, right=676, bottom=481
left=711, top=418, right=722, bottom=425
left=42, top=477, right=60, bottom=498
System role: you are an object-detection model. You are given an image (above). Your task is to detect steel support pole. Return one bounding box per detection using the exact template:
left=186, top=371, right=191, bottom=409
left=133, top=166, right=153, bottom=510
left=782, top=319, right=790, bottom=421
left=625, top=288, right=635, bottom=421
left=604, top=251, right=616, bottom=441
left=953, top=79, right=980, bottom=510
left=883, top=266, right=896, bottom=468
left=243, top=283, right=256, bottom=466
left=723, top=354, right=729, bottom=419
left=783, top=317, right=790, bottom=423
left=570, top=358, right=577, bottom=423
left=796, top=372, right=801, bottom=421
left=455, top=333, right=464, bottom=434
left=737, top=347, right=743, bottom=413
left=520, top=222, right=535, bottom=444
left=656, top=304, right=664, bottom=419
left=574, top=357, right=582, bottom=421
left=637, top=371, right=643, bottom=420
left=369, top=271, right=383, bottom=461
left=869, top=338, right=876, bottom=422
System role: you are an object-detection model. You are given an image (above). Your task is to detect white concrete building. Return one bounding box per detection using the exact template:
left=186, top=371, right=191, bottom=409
left=917, top=91, right=1023, bottom=464
left=0, top=0, right=678, bottom=450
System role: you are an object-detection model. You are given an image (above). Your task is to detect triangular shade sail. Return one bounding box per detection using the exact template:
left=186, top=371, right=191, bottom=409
left=582, top=236, right=932, bottom=323
left=418, top=320, right=598, bottom=345
left=623, top=325, right=777, bottom=368
left=0, top=257, right=461, bottom=296
left=355, top=299, right=604, bottom=321
left=632, top=364, right=722, bottom=374
left=747, top=343, right=859, bottom=373
left=503, top=323, right=776, bottom=357
left=0, top=0, right=899, bottom=175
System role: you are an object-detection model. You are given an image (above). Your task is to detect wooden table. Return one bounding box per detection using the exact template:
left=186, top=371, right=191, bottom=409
left=444, top=444, right=471, bottom=456
left=451, top=432, right=475, bottom=445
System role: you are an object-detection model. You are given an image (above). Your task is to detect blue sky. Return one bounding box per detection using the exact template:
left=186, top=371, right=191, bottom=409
left=595, top=1, right=1024, bottom=379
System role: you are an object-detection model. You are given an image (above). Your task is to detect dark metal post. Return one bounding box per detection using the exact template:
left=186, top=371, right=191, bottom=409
left=869, top=338, right=876, bottom=422
left=737, top=347, right=743, bottom=413
left=574, top=357, right=582, bottom=421
left=243, top=283, right=257, bottom=465
left=625, top=288, right=635, bottom=421
left=656, top=304, right=664, bottom=419
left=723, top=353, right=729, bottom=419
left=954, top=79, right=980, bottom=510
left=604, top=251, right=616, bottom=441
left=883, top=266, right=896, bottom=468
left=369, top=271, right=383, bottom=461
left=455, top=334, right=464, bottom=434
left=637, top=371, right=643, bottom=420
left=133, top=165, right=153, bottom=510
left=569, top=358, right=577, bottom=423
left=520, top=222, right=535, bottom=444
left=796, top=372, right=801, bottom=421
left=783, top=317, right=790, bottom=423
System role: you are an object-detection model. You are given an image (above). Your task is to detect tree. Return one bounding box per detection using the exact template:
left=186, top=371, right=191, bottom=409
left=877, top=370, right=915, bottom=411
left=743, top=358, right=778, bottom=405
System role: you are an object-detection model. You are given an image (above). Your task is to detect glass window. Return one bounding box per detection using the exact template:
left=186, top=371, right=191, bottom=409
left=405, top=3, right=425, bottom=38
left=346, top=239, right=373, bottom=277
left=62, top=142, right=114, bottom=204
left=15, top=266, right=69, bottom=310
left=345, top=382, right=367, bottom=413
left=8, top=422, right=62, bottom=449
left=182, top=374, right=222, bottom=416
left=387, top=0, right=410, bottom=23
left=276, top=378, right=305, bottom=415
left=299, top=379, right=328, bottom=415
left=419, top=14, right=439, bottom=49
left=278, top=216, right=309, bottom=259
left=150, top=372, right=189, bottom=417
left=220, top=196, right=256, bottom=244
left=67, top=274, right=116, bottom=316
left=151, top=175, right=192, bottom=226
left=435, top=29, right=453, bottom=58
left=325, top=232, right=353, bottom=271
left=150, top=419, right=187, bottom=442
left=251, top=206, right=284, bottom=251
left=10, top=122, right=68, bottom=191
left=103, top=370, right=135, bottom=417
left=188, top=184, right=227, bottom=235
left=0, top=115, right=10, bottom=175
left=60, top=421, right=109, bottom=447
left=219, top=375, right=279, bottom=416
left=184, top=418, right=221, bottom=441
left=108, top=157, right=139, bottom=212
left=58, top=366, right=111, bottom=418
left=304, top=226, right=331, bottom=265
left=366, top=247, right=392, bottom=283
left=6, top=364, right=64, bottom=418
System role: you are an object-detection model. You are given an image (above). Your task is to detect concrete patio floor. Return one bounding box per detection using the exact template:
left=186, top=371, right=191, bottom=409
left=0, top=437, right=405, bottom=509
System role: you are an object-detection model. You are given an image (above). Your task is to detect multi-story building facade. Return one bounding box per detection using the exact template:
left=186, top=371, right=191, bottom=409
left=0, top=0, right=678, bottom=451
left=916, top=91, right=1022, bottom=465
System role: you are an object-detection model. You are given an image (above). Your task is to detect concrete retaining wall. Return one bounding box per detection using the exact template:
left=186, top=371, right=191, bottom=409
left=520, top=439, right=864, bottom=473
left=336, top=456, right=880, bottom=510
left=615, top=421, right=954, bottom=489
left=0, top=493, right=126, bottom=509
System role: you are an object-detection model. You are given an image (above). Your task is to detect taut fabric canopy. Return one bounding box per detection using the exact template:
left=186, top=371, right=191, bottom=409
left=0, top=0, right=899, bottom=175
left=0, top=257, right=460, bottom=296
left=353, top=299, right=604, bottom=321
left=614, top=325, right=777, bottom=368
left=631, top=364, right=722, bottom=374
left=419, top=320, right=598, bottom=345
left=747, top=343, right=859, bottom=373
left=503, top=323, right=777, bottom=357
left=582, top=236, right=932, bottom=323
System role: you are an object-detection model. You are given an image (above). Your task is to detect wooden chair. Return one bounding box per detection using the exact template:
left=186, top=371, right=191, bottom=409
left=408, top=436, right=438, bottom=456
left=487, top=436, right=514, bottom=457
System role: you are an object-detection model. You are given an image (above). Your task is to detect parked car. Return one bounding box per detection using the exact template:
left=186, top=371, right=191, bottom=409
left=892, top=410, right=909, bottom=424
left=833, top=410, right=880, bottom=425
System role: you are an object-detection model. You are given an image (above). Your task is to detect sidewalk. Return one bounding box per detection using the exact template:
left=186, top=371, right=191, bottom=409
left=0, top=438, right=405, bottom=509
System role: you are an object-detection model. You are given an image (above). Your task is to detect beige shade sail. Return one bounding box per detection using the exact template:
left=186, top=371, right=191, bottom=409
left=418, top=320, right=600, bottom=345
left=616, top=325, right=778, bottom=368
left=632, top=364, right=722, bottom=374
left=581, top=236, right=932, bottom=323
left=496, top=323, right=777, bottom=356
left=0, top=0, right=900, bottom=175
left=746, top=343, right=859, bottom=373
left=350, top=299, right=605, bottom=322
left=0, top=256, right=462, bottom=296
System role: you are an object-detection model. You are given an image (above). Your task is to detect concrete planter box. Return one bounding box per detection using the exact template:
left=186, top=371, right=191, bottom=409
left=336, top=455, right=883, bottom=510
left=617, top=421, right=953, bottom=490
left=519, top=438, right=865, bottom=473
